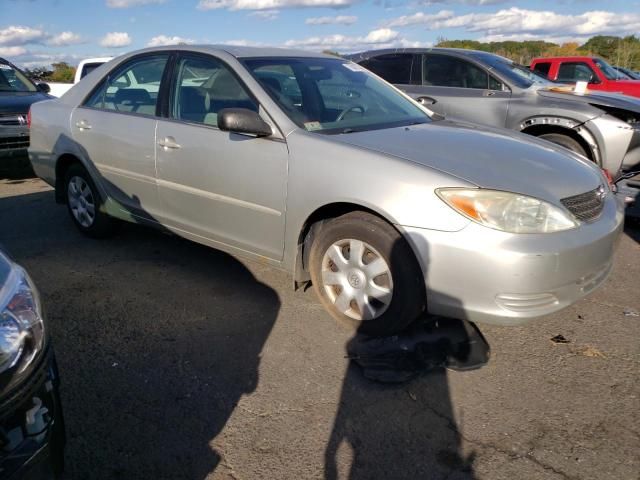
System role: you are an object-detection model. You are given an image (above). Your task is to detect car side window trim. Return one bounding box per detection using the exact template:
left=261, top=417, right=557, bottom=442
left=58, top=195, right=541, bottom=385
left=80, top=52, right=171, bottom=118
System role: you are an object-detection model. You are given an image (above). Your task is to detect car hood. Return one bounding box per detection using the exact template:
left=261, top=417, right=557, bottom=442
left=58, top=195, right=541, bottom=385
left=537, top=87, right=640, bottom=114
left=331, top=121, right=603, bottom=204
left=0, top=92, right=51, bottom=114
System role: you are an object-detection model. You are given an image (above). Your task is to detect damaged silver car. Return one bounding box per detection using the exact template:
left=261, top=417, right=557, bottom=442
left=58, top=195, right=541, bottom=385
left=349, top=48, right=640, bottom=176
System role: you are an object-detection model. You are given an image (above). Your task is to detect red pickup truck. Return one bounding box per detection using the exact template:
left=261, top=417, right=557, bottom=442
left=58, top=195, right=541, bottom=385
left=530, top=56, right=640, bottom=98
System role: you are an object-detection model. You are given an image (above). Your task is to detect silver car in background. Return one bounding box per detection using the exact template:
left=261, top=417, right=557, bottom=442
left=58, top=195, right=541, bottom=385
left=348, top=48, right=640, bottom=175
left=28, top=46, right=623, bottom=335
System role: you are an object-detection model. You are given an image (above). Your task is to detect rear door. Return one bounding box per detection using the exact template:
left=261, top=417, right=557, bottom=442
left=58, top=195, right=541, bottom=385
left=418, top=53, right=511, bottom=127
left=154, top=53, right=288, bottom=260
left=71, top=53, right=170, bottom=221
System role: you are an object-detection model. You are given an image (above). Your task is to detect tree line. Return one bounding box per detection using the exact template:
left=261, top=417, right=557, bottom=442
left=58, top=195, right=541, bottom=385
left=436, top=35, right=640, bottom=70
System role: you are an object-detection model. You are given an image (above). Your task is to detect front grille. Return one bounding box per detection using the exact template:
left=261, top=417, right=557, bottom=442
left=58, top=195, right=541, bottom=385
left=0, top=112, right=27, bottom=126
left=560, top=186, right=606, bottom=222
left=0, top=136, right=29, bottom=151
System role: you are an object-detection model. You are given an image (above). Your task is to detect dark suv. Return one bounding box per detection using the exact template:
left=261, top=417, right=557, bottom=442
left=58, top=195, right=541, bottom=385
left=0, top=248, right=65, bottom=479
left=0, top=58, right=51, bottom=160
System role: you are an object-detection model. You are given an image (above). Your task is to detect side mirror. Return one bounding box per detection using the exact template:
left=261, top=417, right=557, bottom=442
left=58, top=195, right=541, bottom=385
left=588, top=74, right=601, bottom=85
left=36, top=82, right=51, bottom=94
left=218, top=108, right=272, bottom=137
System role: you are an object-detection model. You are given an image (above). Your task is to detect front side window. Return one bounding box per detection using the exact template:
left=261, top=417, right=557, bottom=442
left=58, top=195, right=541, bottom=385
left=171, top=55, right=257, bottom=126
left=358, top=54, right=414, bottom=84
left=244, top=57, right=429, bottom=134
left=423, top=55, right=490, bottom=89
left=0, top=62, right=37, bottom=93
left=557, top=62, right=597, bottom=83
left=84, top=54, right=168, bottom=115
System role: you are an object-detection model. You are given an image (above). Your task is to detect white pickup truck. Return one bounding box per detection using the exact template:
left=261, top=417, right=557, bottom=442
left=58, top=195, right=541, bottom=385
left=47, top=57, right=112, bottom=97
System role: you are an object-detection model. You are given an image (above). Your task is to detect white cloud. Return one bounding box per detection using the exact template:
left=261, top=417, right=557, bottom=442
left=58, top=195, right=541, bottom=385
left=386, top=8, right=640, bottom=42
left=283, top=28, right=430, bottom=52
left=249, top=9, right=280, bottom=19
left=197, top=0, right=356, bottom=11
left=305, top=15, right=357, bottom=25
left=386, top=10, right=455, bottom=27
left=100, top=32, right=132, bottom=48
left=0, top=26, right=47, bottom=47
left=147, top=35, right=196, bottom=46
left=106, top=0, right=165, bottom=7
left=414, top=0, right=506, bottom=5
left=0, top=46, right=28, bottom=57
left=47, top=31, right=84, bottom=46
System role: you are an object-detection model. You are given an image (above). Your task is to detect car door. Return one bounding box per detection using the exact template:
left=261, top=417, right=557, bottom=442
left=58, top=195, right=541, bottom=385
left=416, top=53, right=511, bottom=127
left=555, top=61, right=606, bottom=92
left=71, top=53, right=169, bottom=221
left=154, top=53, right=288, bottom=261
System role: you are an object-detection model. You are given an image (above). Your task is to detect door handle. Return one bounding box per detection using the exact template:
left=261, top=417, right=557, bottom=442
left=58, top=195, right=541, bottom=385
left=416, top=96, right=437, bottom=105
left=484, top=91, right=497, bottom=97
left=75, top=120, right=92, bottom=130
left=158, top=136, right=181, bottom=150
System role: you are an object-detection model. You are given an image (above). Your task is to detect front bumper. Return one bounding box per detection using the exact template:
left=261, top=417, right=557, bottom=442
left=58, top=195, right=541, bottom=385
left=0, top=346, right=65, bottom=480
left=0, top=125, right=30, bottom=159
left=400, top=194, right=624, bottom=326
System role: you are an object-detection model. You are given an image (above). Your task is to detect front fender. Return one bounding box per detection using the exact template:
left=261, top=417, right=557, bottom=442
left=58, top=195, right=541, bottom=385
left=281, top=130, right=472, bottom=271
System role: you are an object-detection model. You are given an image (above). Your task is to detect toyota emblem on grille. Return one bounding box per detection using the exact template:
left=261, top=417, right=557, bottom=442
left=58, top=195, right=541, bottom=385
left=596, top=184, right=607, bottom=202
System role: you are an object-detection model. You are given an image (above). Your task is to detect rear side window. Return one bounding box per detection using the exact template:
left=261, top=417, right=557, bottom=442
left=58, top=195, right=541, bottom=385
left=557, top=62, right=596, bottom=83
left=170, top=55, right=258, bottom=127
left=532, top=62, right=551, bottom=77
left=80, top=62, right=104, bottom=79
left=423, top=54, right=491, bottom=89
left=359, top=54, right=414, bottom=84
left=84, top=54, right=169, bottom=116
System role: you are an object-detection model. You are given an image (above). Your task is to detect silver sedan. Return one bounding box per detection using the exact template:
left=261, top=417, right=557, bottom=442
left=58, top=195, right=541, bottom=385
left=27, top=46, right=624, bottom=336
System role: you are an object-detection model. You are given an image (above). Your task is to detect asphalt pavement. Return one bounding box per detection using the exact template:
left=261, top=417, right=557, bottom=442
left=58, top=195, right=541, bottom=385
left=1, top=160, right=638, bottom=480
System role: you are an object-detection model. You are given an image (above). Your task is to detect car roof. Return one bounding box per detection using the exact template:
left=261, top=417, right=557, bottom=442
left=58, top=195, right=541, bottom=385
left=126, top=44, right=334, bottom=59
left=346, top=47, right=492, bottom=61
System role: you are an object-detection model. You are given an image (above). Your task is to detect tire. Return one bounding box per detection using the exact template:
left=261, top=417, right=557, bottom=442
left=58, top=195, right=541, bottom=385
left=538, top=133, right=589, bottom=159
left=64, top=163, right=116, bottom=238
left=309, top=211, right=426, bottom=336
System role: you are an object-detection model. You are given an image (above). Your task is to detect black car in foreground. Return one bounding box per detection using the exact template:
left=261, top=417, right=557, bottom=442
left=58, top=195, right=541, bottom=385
left=0, top=58, right=51, bottom=159
left=0, top=248, right=65, bottom=479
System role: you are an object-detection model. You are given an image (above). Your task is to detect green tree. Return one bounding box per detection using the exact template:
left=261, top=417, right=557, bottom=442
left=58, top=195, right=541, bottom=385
left=47, top=62, right=76, bottom=83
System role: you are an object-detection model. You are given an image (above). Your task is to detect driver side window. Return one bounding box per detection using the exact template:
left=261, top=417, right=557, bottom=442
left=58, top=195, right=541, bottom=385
left=557, top=62, right=597, bottom=83
left=171, top=55, right=258, bottom=127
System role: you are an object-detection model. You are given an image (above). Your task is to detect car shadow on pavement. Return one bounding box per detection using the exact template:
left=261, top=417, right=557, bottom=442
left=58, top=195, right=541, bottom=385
left=324, top=238, right=481, bottom=480
left=0, top=187, right=281, bottom=480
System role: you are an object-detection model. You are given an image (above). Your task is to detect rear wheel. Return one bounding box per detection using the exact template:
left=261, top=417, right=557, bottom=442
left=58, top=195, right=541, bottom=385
left=538, top=133, right=589, bottom=159
left=64, top=163, right=116, bottom=237
left=309, top=212, right=425, bottom=336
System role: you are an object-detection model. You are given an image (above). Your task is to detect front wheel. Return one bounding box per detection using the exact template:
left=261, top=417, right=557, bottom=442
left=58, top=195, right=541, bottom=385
left=538, top=133, right=589, bottom=159
left=309, top=212, right=426, bottom=336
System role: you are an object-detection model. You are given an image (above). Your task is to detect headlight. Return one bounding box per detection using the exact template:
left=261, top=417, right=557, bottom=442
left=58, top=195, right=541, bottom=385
left=0, top=266, right=44, bottom=375
left=436, top=188, right=579, bottom=233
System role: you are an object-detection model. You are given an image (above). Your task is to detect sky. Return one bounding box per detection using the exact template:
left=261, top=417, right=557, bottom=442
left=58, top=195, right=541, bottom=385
left=1, top=0, right=639, bottom=68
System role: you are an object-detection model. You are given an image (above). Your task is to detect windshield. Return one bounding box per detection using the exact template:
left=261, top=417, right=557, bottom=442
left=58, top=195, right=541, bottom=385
left=472, top=53, right=553, bottom=88
left=243, top=57, right=430, bottom=134
left=0, top=62, right=37, bottom=93
left=594, top=58, right=629, bottom=80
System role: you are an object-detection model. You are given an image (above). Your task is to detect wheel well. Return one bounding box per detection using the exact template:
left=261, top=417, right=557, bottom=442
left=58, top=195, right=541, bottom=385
left=521, top=124, right=595, bottom=162
left=293, top=203, right=420, bottom=288
left=54, top=154, right=81, bottom=203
